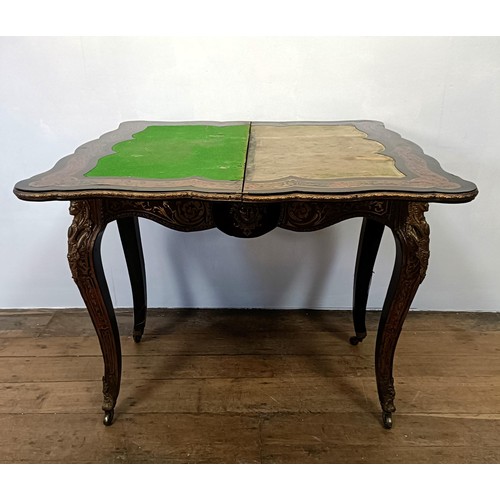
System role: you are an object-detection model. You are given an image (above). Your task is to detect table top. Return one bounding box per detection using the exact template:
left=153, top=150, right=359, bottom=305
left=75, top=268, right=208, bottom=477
left=14, top=121, right=478, bottom=203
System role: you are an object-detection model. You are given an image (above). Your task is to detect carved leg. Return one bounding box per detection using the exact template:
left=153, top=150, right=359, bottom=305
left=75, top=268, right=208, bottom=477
left=375, top=202, right=430, bottom=429
left=351, top=217, right=385, bottom=345
left=117, top=217, right=147, bottom=343
left=68, top=200, right=122, bottom=426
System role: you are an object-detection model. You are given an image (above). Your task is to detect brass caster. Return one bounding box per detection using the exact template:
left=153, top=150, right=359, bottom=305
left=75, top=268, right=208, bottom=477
left=103, top=410, right=114, bottom=426
left=133, top=328, right=144, bottom=343
left=349, top=336, right=361, bottom=345
left=382, top=411, right=393, bottom=429
left=349, top=333, right=366, bottom=346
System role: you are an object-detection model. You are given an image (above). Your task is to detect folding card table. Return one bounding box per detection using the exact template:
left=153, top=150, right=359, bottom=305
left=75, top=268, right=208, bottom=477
left=14, top=121, right=478, bottom=428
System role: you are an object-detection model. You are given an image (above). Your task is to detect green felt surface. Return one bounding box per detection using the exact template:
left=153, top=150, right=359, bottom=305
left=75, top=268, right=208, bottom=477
left=85, top=124, right=250, bottom=181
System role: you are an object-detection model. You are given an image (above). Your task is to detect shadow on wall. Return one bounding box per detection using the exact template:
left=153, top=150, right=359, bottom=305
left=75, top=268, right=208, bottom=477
left=137, top=217, right=365, bottom=309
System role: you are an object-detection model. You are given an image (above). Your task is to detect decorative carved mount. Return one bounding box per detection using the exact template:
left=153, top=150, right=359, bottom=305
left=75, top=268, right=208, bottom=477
left=213, top=202, right=281, bottom=238
left=402, top=202, right=430, bottom=284
left=279, top=200, right=391, bottom=231
left=104, top=199, right=215, bottom=232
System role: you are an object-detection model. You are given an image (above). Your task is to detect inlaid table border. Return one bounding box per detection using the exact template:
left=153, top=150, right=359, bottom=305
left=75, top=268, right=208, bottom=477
left=14, top=121, right=478, bottom=204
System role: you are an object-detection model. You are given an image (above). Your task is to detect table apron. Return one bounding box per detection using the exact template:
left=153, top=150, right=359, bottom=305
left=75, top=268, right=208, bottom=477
left=74, top=198, right=425, bottom=238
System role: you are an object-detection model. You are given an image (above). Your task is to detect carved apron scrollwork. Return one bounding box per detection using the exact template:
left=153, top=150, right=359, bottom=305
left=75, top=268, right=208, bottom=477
left=105, top=198, right=215, bottom=231
left=279, top=200, right=391, bottom=231
left=212, top=202, right=281, bottom=238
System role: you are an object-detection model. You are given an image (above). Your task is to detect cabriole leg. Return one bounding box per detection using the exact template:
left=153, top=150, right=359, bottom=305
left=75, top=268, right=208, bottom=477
left=68, top=200, right=122, bottom=426
left=375, top=202, right=430, bottom=429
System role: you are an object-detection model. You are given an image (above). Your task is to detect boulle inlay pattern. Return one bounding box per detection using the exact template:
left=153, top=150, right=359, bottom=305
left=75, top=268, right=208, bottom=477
left=14, top=121, right=477, bottom=202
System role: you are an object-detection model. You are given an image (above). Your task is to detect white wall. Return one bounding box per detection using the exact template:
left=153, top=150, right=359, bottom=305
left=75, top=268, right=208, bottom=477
left=1, top=36, right=499, bottom=311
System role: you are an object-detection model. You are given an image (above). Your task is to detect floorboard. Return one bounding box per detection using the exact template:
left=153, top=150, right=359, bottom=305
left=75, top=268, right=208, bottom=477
left=0, top=309, right=499, bottom=463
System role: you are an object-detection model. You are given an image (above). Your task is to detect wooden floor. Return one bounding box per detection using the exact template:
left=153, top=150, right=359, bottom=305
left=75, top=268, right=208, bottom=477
left=1, top=308, right=499, bottom=463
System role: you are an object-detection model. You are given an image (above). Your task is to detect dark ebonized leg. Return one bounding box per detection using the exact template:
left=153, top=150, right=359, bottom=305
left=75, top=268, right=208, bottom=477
left=375, top=202, right=430, bottom=429
left=68, top=200, right=122, bottom=426
left=351, top=217, right=385, bottom=345
left=117, top=217, right=147, bottom=343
